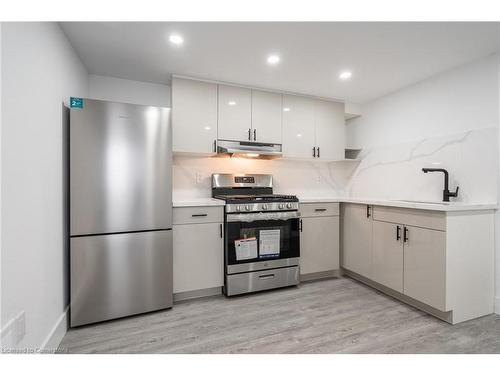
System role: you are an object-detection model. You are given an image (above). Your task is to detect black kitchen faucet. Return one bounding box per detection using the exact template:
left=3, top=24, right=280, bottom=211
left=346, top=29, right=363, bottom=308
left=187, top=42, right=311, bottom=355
left=421, top=168, right=459, bottom=202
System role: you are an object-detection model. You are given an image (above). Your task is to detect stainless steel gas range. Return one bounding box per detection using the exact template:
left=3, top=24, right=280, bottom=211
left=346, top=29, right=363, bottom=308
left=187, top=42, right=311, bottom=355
left=212, top=174, right=300, bottom=296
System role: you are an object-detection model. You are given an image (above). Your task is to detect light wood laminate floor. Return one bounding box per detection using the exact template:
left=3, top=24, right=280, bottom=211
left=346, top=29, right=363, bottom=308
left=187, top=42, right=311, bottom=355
left=59, top=277, right=500, bottom=353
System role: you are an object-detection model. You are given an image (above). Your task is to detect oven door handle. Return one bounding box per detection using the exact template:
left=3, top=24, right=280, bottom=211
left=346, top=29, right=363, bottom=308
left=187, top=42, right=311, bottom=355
left=226, top=211, right=301, bottom=223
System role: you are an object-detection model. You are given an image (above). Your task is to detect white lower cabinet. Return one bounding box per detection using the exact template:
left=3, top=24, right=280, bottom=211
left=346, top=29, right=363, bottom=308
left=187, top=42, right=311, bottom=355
left=299, top=203, right=340, bottom=276
left=372, top=220, right=403, bottom=293
left=403, top=225, right=446, bottom=311
left=173, top=206, right=224, bottom=294
left=341, top=203, right=373, bottom=278
left=343, top=203, right=495, bottom=324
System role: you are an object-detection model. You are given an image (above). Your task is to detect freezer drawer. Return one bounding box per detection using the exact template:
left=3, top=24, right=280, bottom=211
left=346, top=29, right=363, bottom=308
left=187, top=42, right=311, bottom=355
left=70, top=230, right=172, bottom=327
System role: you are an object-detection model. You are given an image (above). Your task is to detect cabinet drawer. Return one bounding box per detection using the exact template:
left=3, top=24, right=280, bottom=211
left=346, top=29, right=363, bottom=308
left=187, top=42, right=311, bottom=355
left=300, top=202, right=339, bottom=217
left=173, top=206, right=223, bottom=225
left=372, top=205, right=445, bottom=231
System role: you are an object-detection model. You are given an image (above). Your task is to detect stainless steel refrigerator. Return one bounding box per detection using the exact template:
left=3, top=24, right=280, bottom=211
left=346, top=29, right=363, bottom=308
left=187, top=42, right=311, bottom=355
left=69, top=99, right=172, bottom=327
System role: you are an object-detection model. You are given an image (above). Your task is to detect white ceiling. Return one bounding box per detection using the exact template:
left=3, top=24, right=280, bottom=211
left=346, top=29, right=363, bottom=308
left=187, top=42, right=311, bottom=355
left=60, top=22, right=500, bottom=103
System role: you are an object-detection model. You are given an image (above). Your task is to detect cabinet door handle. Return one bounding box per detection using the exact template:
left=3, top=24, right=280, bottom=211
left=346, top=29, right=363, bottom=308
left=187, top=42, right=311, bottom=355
left=220, top=223, right=223, bottom=238
left=213, top=139, right=217, bottom=153
left=253, top=129, right=256, bottom=141
left=314, top=208, right=327, bottom=212
left=317, top=147, right=320, bottom=158
left=191, top=214, right=208, bottom=217
left=248, top=128, right=251, bottom=141
left=366, top=205, right=371, bottom=218
left=299, top=219, right=303, bottom=232
left=313, top=147, right=316, bottom=158
left=396, top=225, right=401, bottom=241
left=403, top=227, right=409, bottom=243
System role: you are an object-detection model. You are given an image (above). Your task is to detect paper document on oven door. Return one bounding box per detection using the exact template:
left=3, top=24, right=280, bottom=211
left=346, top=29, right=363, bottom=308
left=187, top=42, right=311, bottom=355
left=235, top=237, right=258, bottom=261
left=259, top=229, right=280, bottom=257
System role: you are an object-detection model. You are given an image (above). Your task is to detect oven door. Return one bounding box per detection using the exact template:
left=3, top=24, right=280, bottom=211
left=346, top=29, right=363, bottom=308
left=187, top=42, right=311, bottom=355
left=225, top=211, right=300, bottom=274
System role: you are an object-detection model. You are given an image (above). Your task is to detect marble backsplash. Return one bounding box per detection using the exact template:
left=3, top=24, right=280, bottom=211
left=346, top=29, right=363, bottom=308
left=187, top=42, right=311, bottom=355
left=173, top=127, right=498, bottom=204
left=346, top=126, right=498, bottom=203
left=173, top=155, right=358, bottom=200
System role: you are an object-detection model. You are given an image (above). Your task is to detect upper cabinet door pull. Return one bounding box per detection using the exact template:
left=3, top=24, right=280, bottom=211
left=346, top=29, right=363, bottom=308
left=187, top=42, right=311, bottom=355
left=317, top=147, right=320, bottom=158
left=248, top=128, right=251, bottom=141
left=253, top=129, right=256, bottom=141
left=366, top=205, right=371, bottom=218
left=213, top=139, right=217, bottom=152
left=396, top=225, right=401, bottom=241
left=313, top=147, right=316, bottom=158
left=191, top=213, right=208, bottom=217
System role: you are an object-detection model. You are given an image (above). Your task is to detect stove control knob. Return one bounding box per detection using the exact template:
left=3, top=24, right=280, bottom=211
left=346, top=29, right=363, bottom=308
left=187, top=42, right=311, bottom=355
left=262, top=204, right=269, bottom=211
left=236, top=205, right=241, bottom=212
left=245, top=205, right=251, bottom=211
left=287, top=203, right=293, bottom=209
left=278, top=203, right=285, bottom=209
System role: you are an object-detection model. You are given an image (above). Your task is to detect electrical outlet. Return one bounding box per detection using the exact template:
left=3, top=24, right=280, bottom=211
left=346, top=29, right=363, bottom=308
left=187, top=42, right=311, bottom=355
left=195, top=172, right=203, bottom=184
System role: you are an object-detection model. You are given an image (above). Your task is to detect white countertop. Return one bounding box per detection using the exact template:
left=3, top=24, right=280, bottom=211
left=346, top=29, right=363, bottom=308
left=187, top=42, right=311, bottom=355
left=299, top=196, right=498, bottom=212
left=173, top=198, right=225, bottom=208
left=173, top=196, right=497, bottom=212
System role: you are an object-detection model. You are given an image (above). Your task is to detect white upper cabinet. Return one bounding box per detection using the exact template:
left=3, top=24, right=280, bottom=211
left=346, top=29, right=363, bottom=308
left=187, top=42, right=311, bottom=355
left=217, top=84, right=252, bottom=142
left=251, top=89, right=282, bottom=144
left=314, top=99, right=345, bottom=160
left=282, top=94, right=345, bottom=160
left=172, top=77, right=218, bottom=154
left=282, top=94, right=316, bottom=159
left=172, top=77, right=345, bottom=157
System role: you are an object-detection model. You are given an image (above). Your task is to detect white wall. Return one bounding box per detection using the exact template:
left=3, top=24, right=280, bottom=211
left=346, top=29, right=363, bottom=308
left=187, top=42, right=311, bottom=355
left=346, top=55, right=499, bottom=204
left=497, top=61, right=500, bottom=314
left=88, top=74, right=170, bottom=107
left=347, top=55, right=499, bottom=149
left=1, top=23, right=88, bottom=350
left=346, top=54, right=499, bottom=312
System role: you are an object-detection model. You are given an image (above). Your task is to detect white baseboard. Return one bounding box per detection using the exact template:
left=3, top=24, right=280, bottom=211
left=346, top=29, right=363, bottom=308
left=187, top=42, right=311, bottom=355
left=495, top=297, right=500, bottom=315
left=40, top=308, right=68, bottom=353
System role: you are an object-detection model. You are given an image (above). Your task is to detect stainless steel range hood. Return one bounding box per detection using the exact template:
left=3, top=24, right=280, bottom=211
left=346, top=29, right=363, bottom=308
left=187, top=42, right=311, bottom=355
left=217, top=140, right=282, bottom=159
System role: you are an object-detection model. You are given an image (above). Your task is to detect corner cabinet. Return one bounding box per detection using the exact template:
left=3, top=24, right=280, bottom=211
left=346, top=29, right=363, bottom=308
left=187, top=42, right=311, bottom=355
left=173, top=206, right=224, bottom=300
left=282, top=94, right=345, bottom=160
left=282, top=95, right=316, bottom=159
left=342, top=203, right=495, bottom=324
left=314, top=99, right=345, bottom=160
left=341, top=203, right=373, bottom=279
left=171, top=77, right=218, bottom=154
left=299, top=203, right=340, bottom=279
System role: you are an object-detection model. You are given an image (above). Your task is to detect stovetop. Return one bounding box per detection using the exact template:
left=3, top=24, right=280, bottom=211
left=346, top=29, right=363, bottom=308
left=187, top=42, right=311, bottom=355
left=214, top=194, right=298, bottom=204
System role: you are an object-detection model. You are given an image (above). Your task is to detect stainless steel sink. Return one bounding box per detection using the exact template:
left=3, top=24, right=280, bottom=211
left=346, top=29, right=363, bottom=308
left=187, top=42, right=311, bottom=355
left=392, top=199, right=450, bottom=205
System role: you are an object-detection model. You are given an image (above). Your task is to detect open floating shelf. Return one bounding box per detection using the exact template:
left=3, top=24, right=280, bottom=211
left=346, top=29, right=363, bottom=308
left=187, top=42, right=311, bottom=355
left=344, top=148, right=362, bottom=161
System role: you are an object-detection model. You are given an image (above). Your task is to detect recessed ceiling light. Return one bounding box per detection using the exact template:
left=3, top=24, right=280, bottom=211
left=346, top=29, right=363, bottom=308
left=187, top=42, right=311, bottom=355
left=283, top=107, right=290, bottom=112
left=204, top=126, right=211, bottom=130
left=228, top=101, right=236, bottom=106
left=169, top=34, right=184, bottom=45
left=339, top=71, right=352, bottom=80
left=267, top=55, right=280, bottom=65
